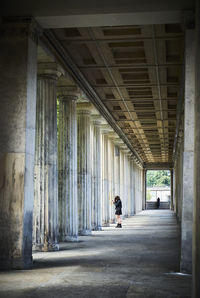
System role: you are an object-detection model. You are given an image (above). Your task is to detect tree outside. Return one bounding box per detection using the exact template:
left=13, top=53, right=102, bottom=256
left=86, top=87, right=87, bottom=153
left=147, top=170, right=171, bottom=187
left=146, top=170, right=171, bottom=202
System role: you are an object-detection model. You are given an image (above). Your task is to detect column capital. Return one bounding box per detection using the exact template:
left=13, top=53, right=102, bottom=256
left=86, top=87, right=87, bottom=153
left=57, top=86, right=80, bottom=101
left=100, top=124, right=114, bottom=135
left=91, top=115, right=104, bottom=126
left=77, top=102, right=93, bottom=115
left=38, top=62, right=64, bottom=80
left=1, top=17, right=42, bottom=43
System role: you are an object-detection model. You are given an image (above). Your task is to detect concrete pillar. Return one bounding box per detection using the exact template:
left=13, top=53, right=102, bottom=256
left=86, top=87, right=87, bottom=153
left=180, top=29, right=195, bottom=273
left=142, top=169, right=146, bottom=210
left=0, top=18, right=39, bottom=269
left=193, top=2, right=200, bottom=296
left=134, top=165, right=143, bottom=214
left=77, top=103, right=92, bottom=235
left=57, top=87, right=79, bottom=241
left=33, top=63, right=63, bottom=251
left=175, top=134, right=184, bottom=221
left=91, top=118, right=102, bottom=230
left=170, top=169, right=174, bottom=210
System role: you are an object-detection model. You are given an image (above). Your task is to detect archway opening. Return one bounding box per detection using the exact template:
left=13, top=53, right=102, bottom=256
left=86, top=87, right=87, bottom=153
left=146, top=170, right=171, bottom=210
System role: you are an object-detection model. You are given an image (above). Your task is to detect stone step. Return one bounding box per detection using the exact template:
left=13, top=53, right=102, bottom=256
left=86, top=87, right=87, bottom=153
left=146, top=201, right=170, bottom=210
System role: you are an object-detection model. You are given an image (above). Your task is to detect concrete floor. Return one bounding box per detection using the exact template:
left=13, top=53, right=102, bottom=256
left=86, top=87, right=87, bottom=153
left=0, top=210, right=191, bottom=298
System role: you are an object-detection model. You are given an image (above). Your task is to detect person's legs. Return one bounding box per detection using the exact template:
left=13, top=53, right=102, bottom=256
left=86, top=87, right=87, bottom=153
left=116, top=215, right=119, bottom=224
left=115, top=215, right=122, bottom=227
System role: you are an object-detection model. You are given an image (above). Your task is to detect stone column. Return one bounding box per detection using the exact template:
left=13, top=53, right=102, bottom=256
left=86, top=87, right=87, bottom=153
left=0, top=18, right=39, bottom=269
left=57, top=87, right=79, bottom=241
left=170, top=170, right=174, bottom=210
left=91, top=117, right=102, bottom=230
left=102, top=134, right=110, bottom=226
left=142, top=169, right=146, bottom=210
left=127, top=155, right=132, bottom=216
left=123, top=151, right=130, bottom=217
left=33, top=63, right=63, bottom=251
left=193, top=2, right=200, bottom=296
left=101, top=125, right=113, bottom=226
left=130, top=159, right=135, bottom=215
left=77, top=103, right=92, bottom=235
left=113, top=144, right=120, bottom=198
left=180, top=29, right=195, bottom=273
left=108, top=138, right=115, bottom=223
left=175, top=133, right=184, bottom=221
left=119, top=150, right=125, bottom=218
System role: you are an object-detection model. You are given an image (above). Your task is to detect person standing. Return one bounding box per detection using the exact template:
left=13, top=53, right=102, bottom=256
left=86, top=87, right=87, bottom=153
left=113, top=196, right=122, bottom=228
left=157, top=197, right=160, bottom=209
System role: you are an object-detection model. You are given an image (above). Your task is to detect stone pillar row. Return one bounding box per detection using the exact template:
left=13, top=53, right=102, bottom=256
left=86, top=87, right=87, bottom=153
left=0, top=19, right=144, bottom=270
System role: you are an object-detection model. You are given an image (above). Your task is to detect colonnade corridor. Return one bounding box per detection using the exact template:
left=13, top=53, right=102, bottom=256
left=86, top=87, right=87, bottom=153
left=0, top=210, right=191, bottom=298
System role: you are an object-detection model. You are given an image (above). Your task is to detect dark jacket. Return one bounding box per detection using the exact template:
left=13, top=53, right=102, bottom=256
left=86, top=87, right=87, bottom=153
left=114, top=199, right=122, bottom=213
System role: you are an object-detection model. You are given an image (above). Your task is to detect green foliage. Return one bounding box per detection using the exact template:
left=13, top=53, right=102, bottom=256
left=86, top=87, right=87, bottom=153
left=147, top=170, right=170, bottom=187
left=146, top=189, right=152, bottom=201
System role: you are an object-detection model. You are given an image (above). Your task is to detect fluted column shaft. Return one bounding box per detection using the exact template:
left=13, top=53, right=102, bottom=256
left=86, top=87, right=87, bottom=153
left=91, top=122, right=102, bottom=230
left=77, top=106, right=92, bottom=235
left=119, top=151, right=125, bottom=218
left=108, top=138, right=115, bottom=223
left=102, top=135, right=110, bottom=226
left=130, top=161, right=135, bottom=215
left=58, top=91, right=78, bottom=241
left=33, top=65, right=62, bottom=251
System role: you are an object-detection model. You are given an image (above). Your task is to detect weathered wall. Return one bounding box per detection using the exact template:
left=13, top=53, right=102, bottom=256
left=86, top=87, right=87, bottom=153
left=0, top=20, right=37, bottom=268
left=180, top=29, right=195, bottom=274
left=193, top=1, right=200, bottom=296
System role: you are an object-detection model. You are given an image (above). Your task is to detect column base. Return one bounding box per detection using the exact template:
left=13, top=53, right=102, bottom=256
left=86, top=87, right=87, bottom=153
left=33, top=242, right=59, bottom=252
left=0, top=255, right=33, bottom=270
left=79, top=229, right=92, bottom=236
left=180, top=261, right=192, bottom=274
left=64, top=236, right=79, bottom=242
left=128, top=213, right=134, bottom=217
left=92, top=226, right=102, bottom=231
left=102, top=222, right=110, bottom=227
left=109, top=219, right=115, bottom=224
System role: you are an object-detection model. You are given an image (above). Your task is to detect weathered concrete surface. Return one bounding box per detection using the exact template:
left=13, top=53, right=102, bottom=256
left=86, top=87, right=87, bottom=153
left=0, top=19, right=38, bottom=269
left=193, top=2, right=200, bottom=296
left=0, top=210, right=191, bottom=297
left=181, top=29, right=195, bottom=273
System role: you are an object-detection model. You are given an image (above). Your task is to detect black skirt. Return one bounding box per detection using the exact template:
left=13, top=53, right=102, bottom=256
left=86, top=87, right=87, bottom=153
left=115, top=210, right=122, bottom=215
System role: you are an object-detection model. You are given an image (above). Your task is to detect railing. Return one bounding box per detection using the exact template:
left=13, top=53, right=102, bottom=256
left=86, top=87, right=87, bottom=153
left=146, top=201, right=170, bottom=210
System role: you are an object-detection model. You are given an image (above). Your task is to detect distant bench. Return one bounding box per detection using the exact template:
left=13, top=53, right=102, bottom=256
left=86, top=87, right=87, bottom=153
left=146, top=201, right=170, bottom=210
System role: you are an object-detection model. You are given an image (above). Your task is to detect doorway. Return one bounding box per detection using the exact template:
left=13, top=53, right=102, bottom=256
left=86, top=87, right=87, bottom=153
left=146, top=170, right=171, bottom=210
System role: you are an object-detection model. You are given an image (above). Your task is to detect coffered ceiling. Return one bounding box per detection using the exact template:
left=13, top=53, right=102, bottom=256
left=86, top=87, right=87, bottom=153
left=52, top=24, right=184, bottom=165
